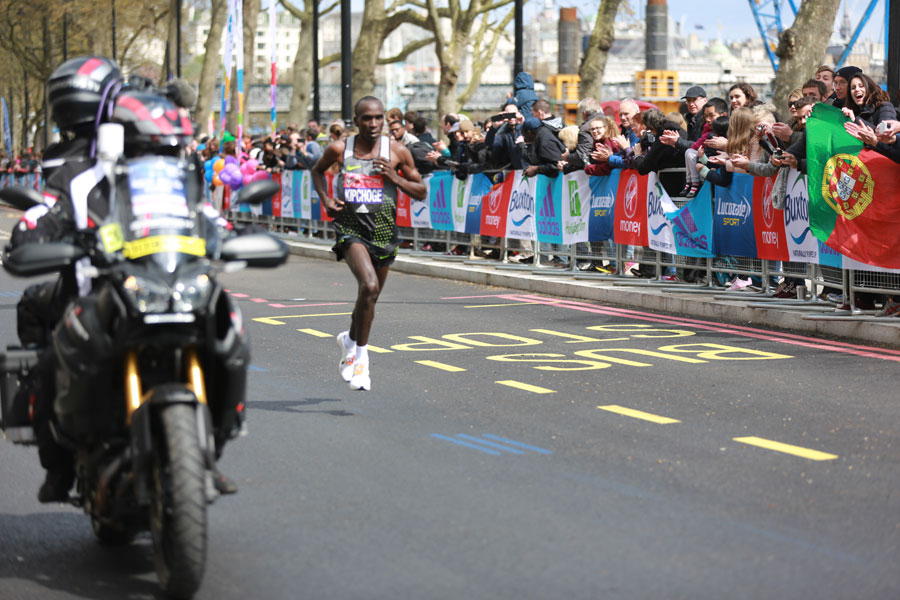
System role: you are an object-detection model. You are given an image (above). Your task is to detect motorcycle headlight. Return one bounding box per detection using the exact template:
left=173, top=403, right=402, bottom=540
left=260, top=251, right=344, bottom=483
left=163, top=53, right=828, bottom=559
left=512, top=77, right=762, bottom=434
left=123, top=275, right=172, bottom=313
left=171, top=273, right=211, bottom=313
left=122, top=273, right=212, bottom=314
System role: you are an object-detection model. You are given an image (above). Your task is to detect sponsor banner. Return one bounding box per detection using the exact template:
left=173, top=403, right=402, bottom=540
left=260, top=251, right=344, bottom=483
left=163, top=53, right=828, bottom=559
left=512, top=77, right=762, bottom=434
left=507, top=171, right=536, bottom=240
left=428, top=170, right=454, bottom=231
left=396, top=189, right=412, bottom=227
left=561, top=171, right=590, bottom=245
left=450, top=175, right=468, bottom=233
left=270, top=172, right=282, bottom=217
left=783, top=169, right=818, bottom=263
left=465, top=173, right=491, bottom=234
left=411, top=174, right=432, bottom=229
left=817, top=239, right=842, bottom=269
left=536, top=174, right=563, bottom=244
left=666, top=182, right=715, bottom=257
left=646, top=172, right=678, bottom=254
left=280, top=169, right=294, bottom=219
left=752, top=174, right=789, bottom=261
left=613, top=171, right=648, bottom=246
left=299, top=171, right=313, bottom=219
left=842, top=255, right=900, bottom=273
left=713, top=172, right=756, bottom=258
left=587, top=171, right=619, bottom=242
left=481, top=174, right=513, bottom=238
left=319, top=172, right=333, bottom=222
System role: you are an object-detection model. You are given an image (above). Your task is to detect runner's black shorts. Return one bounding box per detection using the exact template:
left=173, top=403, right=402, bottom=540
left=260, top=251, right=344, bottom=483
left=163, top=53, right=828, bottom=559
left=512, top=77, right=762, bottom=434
left=333, top=235, right=398, bottom=269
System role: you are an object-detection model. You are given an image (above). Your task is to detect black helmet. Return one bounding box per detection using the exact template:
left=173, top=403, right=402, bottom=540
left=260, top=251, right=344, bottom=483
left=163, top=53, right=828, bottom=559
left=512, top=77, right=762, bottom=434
left=112, top=91, right=195, bottom=156
left=47, top=56, right=122, bottom=133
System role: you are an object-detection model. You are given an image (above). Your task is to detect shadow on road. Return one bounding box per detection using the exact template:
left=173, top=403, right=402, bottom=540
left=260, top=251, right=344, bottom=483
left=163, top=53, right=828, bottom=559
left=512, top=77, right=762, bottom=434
left=0, top=510, right=160, bottom=599
left=250, top=398, right=354, bottom=417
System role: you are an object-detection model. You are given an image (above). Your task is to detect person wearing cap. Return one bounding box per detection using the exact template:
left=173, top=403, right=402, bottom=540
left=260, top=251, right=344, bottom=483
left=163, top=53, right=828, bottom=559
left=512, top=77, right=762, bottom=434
left=831, top=65, right=862, bottom=109
left=682, top=85, right=708, bottom=142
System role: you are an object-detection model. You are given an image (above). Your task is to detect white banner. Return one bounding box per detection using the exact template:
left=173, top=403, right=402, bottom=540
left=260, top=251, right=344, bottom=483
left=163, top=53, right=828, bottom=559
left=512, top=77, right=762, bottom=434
left=506, top=171, right=536, bottom=240
left=280, top=170, right=294, bottom=219
left=561, top=171, right=590, bottom=245
left=412, top=174, right=433, bottom=229
left=451, top=176, right=468, bottom=233
left=298, top=171, right=312, bottom=219
left=647, top=172, right=677, bottom=253
left=783, top=169, right=819, bottom=264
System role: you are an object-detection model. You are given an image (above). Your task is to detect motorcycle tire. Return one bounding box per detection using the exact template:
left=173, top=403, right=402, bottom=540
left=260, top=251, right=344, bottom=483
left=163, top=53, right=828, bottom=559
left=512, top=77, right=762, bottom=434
left=149, top=403, right=207, bottom=599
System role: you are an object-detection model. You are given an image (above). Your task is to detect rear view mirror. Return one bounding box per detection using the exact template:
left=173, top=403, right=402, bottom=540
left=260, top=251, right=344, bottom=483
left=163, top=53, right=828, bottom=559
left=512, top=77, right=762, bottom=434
left=234, top=179, right=280, bottom=205
left=0, top=186, right=44, bottom=212
left=220, top=233, right=288, bottom=268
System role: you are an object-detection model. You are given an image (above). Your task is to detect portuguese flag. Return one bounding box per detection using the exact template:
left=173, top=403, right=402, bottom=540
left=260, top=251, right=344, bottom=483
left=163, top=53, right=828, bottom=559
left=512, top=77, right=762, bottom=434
left=807, top=103, right=900, bottom=269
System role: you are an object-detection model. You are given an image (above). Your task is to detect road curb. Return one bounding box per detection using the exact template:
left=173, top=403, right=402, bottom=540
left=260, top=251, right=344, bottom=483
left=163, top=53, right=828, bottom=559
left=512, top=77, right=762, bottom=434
left=283, top=239, right=900, bottom=349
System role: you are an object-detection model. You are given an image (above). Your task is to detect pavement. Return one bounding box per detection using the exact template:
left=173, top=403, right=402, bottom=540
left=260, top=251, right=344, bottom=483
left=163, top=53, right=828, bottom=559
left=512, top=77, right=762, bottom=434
left=281, top=237, right=900, bottom=350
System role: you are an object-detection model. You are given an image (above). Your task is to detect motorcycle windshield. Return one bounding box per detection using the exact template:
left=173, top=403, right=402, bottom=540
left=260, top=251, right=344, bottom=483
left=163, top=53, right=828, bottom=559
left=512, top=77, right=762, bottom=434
left=119, top=157, right=203, bottom=274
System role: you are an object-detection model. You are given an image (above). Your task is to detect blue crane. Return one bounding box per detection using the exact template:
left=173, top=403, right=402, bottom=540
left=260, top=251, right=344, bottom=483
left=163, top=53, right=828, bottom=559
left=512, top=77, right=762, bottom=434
left=747, top=0, right=885, bottom=72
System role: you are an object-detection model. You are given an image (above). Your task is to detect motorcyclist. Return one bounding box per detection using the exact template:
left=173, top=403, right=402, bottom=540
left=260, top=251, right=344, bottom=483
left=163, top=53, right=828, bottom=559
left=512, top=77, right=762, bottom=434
left=10, top=57, right=238, bottom=502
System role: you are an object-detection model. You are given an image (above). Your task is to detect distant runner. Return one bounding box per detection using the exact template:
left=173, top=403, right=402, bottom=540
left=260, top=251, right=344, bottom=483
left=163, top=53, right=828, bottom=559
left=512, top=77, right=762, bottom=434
left=312, top=96, right=426, bottom=390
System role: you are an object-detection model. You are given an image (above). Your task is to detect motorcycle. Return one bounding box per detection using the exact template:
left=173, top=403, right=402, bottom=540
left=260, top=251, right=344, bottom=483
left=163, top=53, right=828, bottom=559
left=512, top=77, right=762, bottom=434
left=0, top=157, right=287, bottom=599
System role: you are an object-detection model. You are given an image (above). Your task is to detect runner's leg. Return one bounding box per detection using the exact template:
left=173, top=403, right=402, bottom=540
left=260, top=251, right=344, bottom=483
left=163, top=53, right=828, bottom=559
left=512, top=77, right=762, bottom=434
left=343, top=243, right=390, bottom=347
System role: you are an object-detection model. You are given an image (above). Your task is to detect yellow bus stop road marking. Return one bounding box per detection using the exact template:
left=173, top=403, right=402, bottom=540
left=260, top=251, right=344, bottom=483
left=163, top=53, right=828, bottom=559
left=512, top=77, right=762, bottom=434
left=734, top=437, right=838, bottom=461
left=416, top=360, right=466, bottom=372
left=597, top=405, right=681, bottom=424
left=496, top=380, right=556, bottom=394
left=297, top=328, right=334, bottom=338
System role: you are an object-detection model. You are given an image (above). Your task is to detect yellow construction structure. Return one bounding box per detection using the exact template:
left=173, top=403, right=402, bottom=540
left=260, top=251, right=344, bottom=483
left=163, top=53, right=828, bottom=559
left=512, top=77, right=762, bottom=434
left=547, top=74, right=582, bottom=125
left=634, top=70, right=681, bottom=114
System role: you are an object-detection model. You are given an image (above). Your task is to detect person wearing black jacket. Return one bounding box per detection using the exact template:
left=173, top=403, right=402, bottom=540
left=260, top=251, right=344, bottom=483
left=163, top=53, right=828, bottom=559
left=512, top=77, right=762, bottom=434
left=520, top=116, right=565, bottom=178
left=631, top=109, right=687, bottom=196
left=682, top=85, right=708, bottom=142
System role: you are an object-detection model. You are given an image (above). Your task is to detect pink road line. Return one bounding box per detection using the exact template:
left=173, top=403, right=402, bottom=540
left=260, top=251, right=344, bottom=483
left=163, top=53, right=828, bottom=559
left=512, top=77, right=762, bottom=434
left=440, top=294, right=511, bottom=300
left=251, top=298, right=268, bottom=303
left=267, top=302, right=349, bottom=309
left=501, top=294, right=900, bottom=363
left=229, top=292, right=248, bottom=298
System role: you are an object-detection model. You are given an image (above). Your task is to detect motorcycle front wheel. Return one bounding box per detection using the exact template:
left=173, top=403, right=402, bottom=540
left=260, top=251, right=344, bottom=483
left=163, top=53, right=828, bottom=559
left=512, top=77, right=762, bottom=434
left=149, top=403, right=207, bottom=599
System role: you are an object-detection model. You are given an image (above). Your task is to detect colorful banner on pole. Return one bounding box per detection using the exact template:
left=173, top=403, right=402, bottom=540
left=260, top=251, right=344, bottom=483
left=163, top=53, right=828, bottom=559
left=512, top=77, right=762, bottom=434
left=234, top=0, right=244, bottom=145
left=221, top=2, right=235, bottom=136
left=1, top=97, right=11, bottom=153
left=269, top=0, right=277, bottom=138
left=806, top=103, right=900, bottom=269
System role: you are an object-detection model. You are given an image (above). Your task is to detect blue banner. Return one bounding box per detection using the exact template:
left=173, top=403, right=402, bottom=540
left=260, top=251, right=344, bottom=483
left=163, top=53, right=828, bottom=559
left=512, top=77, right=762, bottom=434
left=535, top=174, right=563, bottom=243
left=817, top=239, right=843, bottom=269
left=1, top=98, right=11, bottom=154
left=465, top=173, right=491, bottom=234
left=587, top=171, right=619, bottom=242
left=666, top=182, right=715, bottom=257
left=428, top=171, right=454, bottom=231
left=713, top=173, right=757, bottom=258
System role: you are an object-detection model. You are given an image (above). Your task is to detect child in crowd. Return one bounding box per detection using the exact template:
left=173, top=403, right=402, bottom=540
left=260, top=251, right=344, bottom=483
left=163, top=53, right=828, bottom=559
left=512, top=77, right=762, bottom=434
left=681, top=98, right=728, bottom=197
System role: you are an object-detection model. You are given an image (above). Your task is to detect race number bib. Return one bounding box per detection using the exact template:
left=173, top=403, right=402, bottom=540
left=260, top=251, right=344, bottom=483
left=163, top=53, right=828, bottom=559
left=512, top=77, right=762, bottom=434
left=343, top=172, right=384, bottom=207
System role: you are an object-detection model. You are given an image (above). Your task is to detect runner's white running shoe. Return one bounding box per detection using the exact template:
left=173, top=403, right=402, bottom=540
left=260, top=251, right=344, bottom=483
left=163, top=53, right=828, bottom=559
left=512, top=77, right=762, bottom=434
left=337, top=331, right=355, bottom=382
left=349, top=361, right=371, bottom=391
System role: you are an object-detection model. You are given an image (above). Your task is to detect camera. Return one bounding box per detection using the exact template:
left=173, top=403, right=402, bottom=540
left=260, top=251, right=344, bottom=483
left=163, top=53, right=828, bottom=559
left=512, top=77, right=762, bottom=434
left=639, top=131, right=656, bottom=147
left=491, top=112, right=517, bottom=122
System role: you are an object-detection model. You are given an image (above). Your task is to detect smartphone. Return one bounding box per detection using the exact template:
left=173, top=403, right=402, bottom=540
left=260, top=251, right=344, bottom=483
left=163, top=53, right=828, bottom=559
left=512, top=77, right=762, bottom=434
left=876, top=121, right=890, bottom=135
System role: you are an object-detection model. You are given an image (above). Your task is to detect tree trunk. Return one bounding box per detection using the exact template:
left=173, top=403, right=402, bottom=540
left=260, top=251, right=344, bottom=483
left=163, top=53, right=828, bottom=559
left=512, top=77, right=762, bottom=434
left=772, top=0, right=841, bottom=116
left=195, top=0, right=228, bottom=137
left=288, top=10, right=313, bottom=127
left=351, top=0, right=388, bottom=108
left=579, top=0, right=623, bottom=101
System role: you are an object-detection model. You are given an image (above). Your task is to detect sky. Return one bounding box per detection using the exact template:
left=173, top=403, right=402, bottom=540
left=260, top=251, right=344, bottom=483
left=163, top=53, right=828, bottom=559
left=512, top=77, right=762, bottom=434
left=561, top=0, right=888, bottom=44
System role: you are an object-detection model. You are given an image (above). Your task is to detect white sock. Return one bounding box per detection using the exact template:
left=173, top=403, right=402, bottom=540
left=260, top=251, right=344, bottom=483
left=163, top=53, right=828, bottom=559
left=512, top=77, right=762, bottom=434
left=355, top=345, right=369, bottom=364
left=342, top=331, right=356, bottom=352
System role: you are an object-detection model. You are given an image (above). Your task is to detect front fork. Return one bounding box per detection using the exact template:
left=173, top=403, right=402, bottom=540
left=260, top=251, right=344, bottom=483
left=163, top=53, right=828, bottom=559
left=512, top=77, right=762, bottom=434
left=127, top=347, right=216, bottom=505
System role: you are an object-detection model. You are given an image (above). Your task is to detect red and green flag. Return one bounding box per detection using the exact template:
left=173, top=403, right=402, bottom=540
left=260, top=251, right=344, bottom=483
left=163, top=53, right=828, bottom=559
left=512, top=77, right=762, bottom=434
left=806, top=103, right=900, bottom=269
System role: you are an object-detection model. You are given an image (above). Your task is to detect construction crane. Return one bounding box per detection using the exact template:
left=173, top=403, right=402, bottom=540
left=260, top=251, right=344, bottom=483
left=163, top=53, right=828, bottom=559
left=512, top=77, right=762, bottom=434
left=748, top=0, right=886, bottom=72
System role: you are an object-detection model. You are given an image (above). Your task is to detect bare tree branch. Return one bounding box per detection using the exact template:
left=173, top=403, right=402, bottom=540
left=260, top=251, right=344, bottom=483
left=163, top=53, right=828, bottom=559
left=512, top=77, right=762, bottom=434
left=377, top=36, right=435, bottom=64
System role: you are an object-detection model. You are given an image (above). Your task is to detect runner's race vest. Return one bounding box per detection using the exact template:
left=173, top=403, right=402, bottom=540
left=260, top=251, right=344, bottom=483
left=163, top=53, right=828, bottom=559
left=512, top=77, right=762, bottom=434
left=334, top=135, right=398, bottom=244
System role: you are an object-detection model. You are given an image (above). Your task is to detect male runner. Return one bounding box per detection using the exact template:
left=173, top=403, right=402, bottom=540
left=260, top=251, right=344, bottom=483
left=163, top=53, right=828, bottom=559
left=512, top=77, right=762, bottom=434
left=311, top=96, right=426, bottom=390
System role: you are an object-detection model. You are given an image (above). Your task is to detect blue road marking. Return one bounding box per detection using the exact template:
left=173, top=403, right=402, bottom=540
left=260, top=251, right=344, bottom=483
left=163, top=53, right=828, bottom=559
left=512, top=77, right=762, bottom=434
left=248, top=364, right=268, bottom=372
left=431, top=433, right=553, bottom=456
left=482, top=434, right=553, bottom=455
left=431, top=434, right=501, bottom=455
left=0, top=291, right=23, bottom=297
left=456, top=434, right=526, bottom=454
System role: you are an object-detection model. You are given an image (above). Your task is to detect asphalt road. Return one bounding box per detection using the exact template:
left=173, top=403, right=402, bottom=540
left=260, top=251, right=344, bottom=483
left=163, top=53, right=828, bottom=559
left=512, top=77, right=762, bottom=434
left=0, top=213, right=898, bottom=599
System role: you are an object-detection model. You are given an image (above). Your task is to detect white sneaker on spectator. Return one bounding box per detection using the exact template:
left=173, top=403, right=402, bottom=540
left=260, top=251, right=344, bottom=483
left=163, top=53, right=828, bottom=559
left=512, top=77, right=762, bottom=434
left=727, top=277, right=752, bottom=291
left=336, top=331, right=355, bottom=382
left=349, top=361, right=371, bottom=391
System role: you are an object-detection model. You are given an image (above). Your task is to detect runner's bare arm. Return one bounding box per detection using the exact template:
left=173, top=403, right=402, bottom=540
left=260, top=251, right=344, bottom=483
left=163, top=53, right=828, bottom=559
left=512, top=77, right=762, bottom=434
left=312, top=141, right=345, bottom=215
left=375, top=140, right=427, bottom=200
